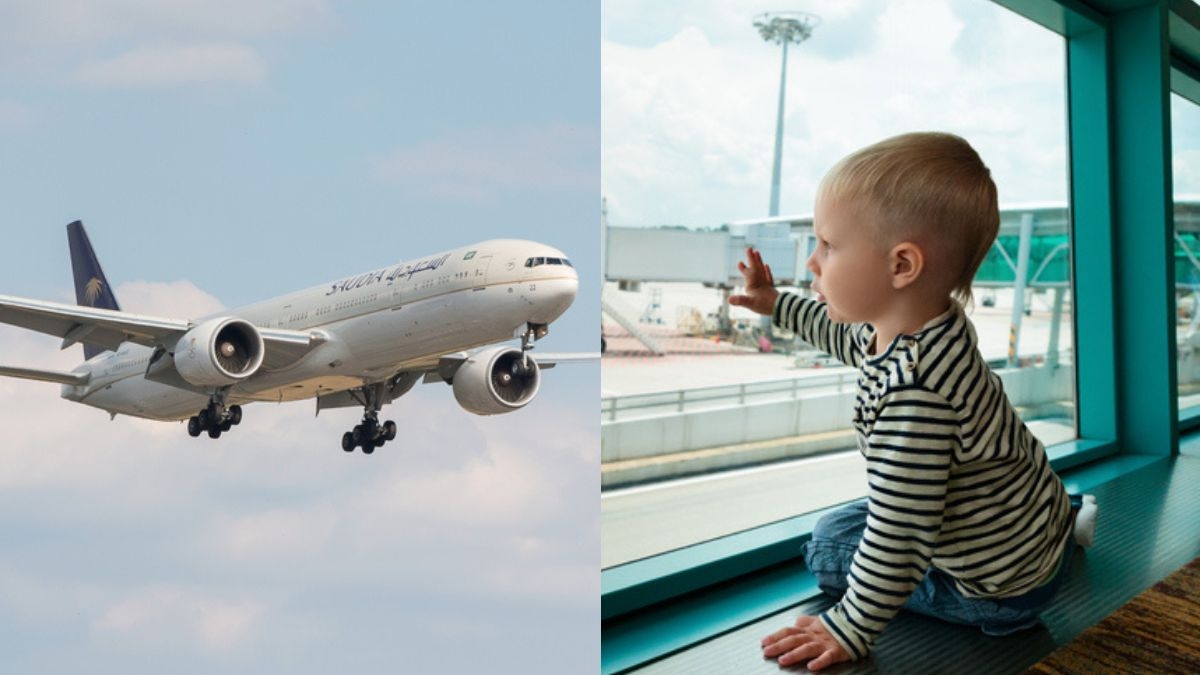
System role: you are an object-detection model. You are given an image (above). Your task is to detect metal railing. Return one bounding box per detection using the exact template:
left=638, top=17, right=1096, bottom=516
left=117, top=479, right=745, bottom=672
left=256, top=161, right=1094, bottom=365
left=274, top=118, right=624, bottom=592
left=600, top=346, right=1086, bottom=422
left=602, top=368, right=858, bottom=421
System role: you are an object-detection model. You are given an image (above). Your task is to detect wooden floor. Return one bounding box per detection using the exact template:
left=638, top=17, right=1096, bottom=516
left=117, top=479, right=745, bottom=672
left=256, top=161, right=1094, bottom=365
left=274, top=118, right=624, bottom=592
left=629, top=452, right=1200, bottom=674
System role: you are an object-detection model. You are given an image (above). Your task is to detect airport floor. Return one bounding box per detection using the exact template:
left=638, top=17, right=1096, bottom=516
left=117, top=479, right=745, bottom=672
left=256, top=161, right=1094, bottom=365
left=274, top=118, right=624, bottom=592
left=627, top=447, right=1200, bottom=674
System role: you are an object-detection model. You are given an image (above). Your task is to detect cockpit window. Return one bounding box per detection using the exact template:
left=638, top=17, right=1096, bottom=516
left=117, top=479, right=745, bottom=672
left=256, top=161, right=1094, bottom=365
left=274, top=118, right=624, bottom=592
left=524, top=256, right=573, bottom=268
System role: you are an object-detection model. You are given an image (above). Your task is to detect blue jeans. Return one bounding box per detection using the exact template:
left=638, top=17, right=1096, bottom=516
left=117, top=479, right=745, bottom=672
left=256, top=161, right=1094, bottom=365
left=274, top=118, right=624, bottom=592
left=803, top=499, right=1076, bottom=636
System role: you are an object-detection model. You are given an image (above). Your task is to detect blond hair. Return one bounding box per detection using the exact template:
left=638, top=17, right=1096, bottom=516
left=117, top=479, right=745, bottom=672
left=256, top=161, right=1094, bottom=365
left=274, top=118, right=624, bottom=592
left=817, top=132, right=999, bottom=306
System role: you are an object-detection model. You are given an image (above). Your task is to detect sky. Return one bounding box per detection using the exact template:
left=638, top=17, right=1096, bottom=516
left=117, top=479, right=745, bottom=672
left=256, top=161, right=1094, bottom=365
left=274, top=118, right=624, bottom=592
left=602, top=0, right=1075, bottom=229
left=0, top=1, right=597, bottom=673
left=1175, top=93, right=1200, bottom=196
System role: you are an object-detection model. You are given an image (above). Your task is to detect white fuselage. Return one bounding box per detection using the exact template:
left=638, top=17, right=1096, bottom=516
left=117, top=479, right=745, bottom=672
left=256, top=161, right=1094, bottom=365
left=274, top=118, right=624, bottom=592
left=62, top=239, right=579, bottom=421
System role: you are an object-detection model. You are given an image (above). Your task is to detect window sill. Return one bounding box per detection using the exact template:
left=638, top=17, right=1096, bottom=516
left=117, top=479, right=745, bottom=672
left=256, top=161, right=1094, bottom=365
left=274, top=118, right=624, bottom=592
left=1179, top=404, right=1200, bottom=432
left=601, top=437, right=1118, bottom=674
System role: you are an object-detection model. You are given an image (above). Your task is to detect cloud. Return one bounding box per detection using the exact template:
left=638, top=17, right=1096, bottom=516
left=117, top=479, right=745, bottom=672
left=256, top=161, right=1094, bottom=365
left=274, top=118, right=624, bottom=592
left=372, top=124, right=598, bottom=201
left=95, top=585, right=263, bottom=651
left=76, top=43, right=267, bottom=88
left=0, top=0, right=331, bottom=89
left=0, top=276, right=596, bottom=670
left=602, top=0, right=1070, bottom=228
left=0, top=0, right=331, bottom=46
left=188, top=411, right=599, bottom=607
left=118, top=279, right=226, bottom=316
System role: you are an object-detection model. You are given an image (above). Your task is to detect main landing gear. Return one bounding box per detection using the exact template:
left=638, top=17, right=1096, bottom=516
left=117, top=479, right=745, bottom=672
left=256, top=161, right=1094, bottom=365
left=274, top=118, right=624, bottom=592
left=341, top=380, right=396, bottom=454
left=187, top=396, right=243, bottom=440
left=341, top=415, right=397, bottom=455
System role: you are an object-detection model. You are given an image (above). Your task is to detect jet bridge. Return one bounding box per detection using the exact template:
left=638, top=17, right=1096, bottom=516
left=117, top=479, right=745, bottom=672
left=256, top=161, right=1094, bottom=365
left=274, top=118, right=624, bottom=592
left=604, top=199, right=1200, bottom=361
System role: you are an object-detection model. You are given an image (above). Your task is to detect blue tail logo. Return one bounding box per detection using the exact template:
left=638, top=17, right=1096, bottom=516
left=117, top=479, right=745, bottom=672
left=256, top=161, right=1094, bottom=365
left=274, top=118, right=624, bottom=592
left=66, top=220, right=121, bottom=360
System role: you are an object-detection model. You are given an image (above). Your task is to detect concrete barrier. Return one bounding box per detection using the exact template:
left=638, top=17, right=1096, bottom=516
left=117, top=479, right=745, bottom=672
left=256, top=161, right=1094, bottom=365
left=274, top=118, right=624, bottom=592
left=601, top=364, right=1075, bottom=485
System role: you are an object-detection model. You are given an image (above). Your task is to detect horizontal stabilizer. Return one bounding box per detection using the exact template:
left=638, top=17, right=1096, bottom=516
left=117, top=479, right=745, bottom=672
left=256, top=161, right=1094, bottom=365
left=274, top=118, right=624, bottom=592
left=0, top=364, right=89, bottom=386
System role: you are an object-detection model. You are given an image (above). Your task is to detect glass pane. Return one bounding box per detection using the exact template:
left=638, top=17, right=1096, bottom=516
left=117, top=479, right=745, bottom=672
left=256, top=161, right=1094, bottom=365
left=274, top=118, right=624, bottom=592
left=1172, top=92, right=1200, bottom=411
left=601, top=0, right=1074, bottom=569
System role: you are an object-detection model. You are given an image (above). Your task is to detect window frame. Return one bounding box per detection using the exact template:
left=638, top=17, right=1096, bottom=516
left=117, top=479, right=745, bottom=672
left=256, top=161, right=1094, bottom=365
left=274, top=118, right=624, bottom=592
left=602, top=1, right=1200, bottom=671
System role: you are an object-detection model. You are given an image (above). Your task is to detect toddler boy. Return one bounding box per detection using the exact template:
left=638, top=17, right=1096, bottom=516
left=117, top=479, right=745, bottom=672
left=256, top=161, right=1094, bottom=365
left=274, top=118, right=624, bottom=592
left=730, top=132, right=1095, bottom=670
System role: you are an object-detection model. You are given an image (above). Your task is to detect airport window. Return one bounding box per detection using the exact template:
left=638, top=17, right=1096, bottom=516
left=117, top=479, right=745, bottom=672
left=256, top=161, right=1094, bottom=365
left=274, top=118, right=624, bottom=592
left=601, top=0, right=1073, bottom=569
left=1172, top=92, right=1200, bottom=416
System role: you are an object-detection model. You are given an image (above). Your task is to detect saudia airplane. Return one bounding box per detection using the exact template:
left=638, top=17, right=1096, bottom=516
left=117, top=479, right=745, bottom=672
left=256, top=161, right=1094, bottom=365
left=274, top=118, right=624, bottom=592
left=0, top=222, right=590, bottom=454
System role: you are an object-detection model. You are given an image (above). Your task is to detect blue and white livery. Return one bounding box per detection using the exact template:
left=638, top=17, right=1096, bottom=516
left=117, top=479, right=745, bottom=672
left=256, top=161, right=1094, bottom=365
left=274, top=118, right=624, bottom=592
left=0, top=222, right=589, bottom=454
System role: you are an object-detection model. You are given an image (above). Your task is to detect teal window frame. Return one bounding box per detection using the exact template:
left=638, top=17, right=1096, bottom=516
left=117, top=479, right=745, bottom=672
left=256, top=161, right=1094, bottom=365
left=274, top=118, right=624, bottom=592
left=603, top=1, right=1200, bottom=672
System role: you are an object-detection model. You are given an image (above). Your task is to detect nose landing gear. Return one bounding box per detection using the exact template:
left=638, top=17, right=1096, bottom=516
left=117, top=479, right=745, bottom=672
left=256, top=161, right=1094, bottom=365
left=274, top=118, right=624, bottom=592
left=519, top=321, right=547, bottom=368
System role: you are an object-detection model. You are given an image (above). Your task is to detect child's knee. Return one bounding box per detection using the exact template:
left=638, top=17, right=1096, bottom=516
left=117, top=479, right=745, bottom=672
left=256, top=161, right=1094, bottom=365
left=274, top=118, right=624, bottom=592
left=803, top=503, right=869, bottom=597
left=811, top=501, right=870, bottom=545
left=802, top=539, right=853, bottom=598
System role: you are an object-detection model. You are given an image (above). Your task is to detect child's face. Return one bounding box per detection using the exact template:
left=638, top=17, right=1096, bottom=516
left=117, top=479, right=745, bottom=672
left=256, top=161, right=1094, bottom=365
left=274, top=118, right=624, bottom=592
left=806, top=195, right=895, bottom=325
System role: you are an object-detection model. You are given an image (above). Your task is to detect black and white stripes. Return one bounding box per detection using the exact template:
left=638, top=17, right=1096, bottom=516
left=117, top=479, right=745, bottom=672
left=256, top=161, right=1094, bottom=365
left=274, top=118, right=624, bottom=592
left=774, top=293, right=1072, bottom=659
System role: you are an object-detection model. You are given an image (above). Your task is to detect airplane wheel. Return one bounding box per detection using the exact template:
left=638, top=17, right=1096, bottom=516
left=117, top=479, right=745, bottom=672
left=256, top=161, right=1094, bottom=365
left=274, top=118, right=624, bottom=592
left=198, top=408, right=211, bottom=429
left=375, top=437, right=386, bottom=448
left=341, top=432, right=355, bottom=452
left=351, top=425, right=362, bottom=443
left=208, top=427, right=222, bottom=439
left=220, top=420, right=233, bottom=432
left=383, top=421, right=397, bottom=441
left=229, top=405, right=243, bottom=426
left=362, top=442, right=375, bottom=455
left=187, top=416, right=202, bottom=437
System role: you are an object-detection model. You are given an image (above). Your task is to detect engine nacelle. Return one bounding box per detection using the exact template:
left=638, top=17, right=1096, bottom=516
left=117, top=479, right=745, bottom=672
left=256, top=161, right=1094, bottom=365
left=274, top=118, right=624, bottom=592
left=452, top=346, right=541, bottom=415
left=174, top=317, right=265, bottom=387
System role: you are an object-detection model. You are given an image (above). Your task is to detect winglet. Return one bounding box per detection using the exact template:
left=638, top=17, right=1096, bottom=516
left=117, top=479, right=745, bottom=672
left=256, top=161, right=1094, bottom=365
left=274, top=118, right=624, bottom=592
left=66, top=221, right=121, bottom=360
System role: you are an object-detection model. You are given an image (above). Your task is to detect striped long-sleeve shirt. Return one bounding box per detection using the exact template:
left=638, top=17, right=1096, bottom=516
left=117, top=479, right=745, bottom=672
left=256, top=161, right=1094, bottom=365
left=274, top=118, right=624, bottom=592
left=774, top=292, right=1073, bottom=660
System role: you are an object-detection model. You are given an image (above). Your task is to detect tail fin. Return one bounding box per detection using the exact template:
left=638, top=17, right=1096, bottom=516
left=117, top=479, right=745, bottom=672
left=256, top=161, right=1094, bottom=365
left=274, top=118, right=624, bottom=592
left=66, top=220, right=121, bottom=360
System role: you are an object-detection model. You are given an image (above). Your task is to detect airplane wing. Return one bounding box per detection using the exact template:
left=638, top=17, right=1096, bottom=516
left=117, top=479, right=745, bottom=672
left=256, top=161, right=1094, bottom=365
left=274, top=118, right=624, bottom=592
left=0, top=293, right=187, bottom=352
left=0, top=364, right=89, bottom=386
left=526, top=352, right=601, bottom=369
left=317, top=349, right=597, bottom=412
left=0, top=293, right=324, bottom=372
left=420, top=350, right=598, bottom=383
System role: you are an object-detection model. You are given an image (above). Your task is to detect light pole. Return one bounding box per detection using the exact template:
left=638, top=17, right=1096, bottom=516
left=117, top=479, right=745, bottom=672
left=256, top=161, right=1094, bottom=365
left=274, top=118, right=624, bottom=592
left=754, top=12, right=818, bottom=217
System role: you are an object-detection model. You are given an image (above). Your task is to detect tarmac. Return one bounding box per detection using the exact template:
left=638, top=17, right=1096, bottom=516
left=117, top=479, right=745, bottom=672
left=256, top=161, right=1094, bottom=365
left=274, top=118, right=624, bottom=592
left=601, top=282, right=1080, bottom=568
left=602, top=282, right=1073, bottom=397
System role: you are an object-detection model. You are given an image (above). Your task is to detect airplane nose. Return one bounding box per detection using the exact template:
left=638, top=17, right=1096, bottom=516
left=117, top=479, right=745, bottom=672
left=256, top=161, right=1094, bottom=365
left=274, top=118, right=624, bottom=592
left=529, top=276, right=578, bottom=324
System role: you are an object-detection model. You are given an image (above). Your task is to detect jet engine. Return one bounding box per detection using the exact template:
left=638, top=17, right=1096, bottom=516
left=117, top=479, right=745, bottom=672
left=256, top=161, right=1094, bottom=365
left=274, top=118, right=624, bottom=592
left=452, top=346, right=541, bottom=415
left=174, top=317, right=265, bottom=387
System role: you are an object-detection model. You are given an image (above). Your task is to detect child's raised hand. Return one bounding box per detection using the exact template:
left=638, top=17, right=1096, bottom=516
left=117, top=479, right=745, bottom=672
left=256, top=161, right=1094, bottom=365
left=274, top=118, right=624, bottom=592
left=729, top=247, right=778, bottom=316
left=761, top=615, right=851, bottom=671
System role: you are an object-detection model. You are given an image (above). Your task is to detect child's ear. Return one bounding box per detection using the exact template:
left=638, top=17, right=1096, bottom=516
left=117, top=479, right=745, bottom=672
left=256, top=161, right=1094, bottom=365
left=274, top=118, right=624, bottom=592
left=889, top=242, right=924, bottom=289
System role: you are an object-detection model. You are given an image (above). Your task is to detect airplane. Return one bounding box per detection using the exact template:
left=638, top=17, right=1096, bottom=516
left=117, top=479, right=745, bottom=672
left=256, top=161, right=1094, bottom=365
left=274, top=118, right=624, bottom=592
left=0, top=221, right=590, bottom=454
